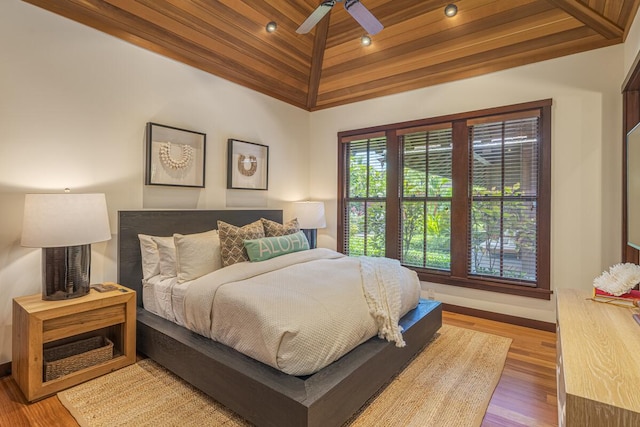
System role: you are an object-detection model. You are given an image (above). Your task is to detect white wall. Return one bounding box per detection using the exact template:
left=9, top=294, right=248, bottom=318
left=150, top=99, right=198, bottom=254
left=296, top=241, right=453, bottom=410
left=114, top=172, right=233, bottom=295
left=310, top=46, right=625, bottom=324
left=0, top=1, right=310, bottom=364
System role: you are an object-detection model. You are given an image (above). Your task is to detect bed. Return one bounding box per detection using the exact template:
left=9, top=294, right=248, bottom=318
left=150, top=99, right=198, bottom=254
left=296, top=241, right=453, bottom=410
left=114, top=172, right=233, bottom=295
left=117, top=209, right=442, bottom=427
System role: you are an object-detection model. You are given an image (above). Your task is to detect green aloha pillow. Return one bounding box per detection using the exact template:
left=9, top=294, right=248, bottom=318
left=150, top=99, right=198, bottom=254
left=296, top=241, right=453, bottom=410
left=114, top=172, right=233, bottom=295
left=244, top=231, right=309, bottom=262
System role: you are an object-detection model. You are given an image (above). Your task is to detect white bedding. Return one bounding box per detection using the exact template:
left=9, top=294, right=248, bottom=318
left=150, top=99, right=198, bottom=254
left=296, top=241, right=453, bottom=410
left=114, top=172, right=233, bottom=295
left=143, top=275, right=195, bottom=326
left=182, top=248, right=420, bottom=375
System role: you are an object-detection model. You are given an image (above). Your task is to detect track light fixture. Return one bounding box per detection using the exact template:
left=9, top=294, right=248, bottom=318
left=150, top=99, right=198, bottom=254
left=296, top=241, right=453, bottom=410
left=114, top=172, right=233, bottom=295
left=444, top=4, right=458, bottom=17
left=266, top=21, right=277, bottom=33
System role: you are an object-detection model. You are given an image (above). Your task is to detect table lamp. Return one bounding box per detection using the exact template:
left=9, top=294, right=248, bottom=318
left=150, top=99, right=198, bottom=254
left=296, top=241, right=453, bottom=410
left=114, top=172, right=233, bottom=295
left=293, top=201, right=326, bottom=249
left=21, top=193, right=111, bottom=300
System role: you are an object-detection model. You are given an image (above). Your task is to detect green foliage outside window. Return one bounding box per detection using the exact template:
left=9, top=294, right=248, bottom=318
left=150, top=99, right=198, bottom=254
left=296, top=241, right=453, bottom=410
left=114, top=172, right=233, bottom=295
left=470, top=183, right=537, bottom=281
left=348, top=156, right=535, bottom=281
left=345, top=127, right=537, bottom=283
left=347, top=153, right=386, bottom=257
left=402, top=170, right=452, bottom=270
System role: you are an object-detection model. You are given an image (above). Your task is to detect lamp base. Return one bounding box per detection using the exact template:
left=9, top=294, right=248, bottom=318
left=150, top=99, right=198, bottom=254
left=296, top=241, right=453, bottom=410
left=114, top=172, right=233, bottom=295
left=42, top=245, right=91, bottom=300
left=301, top=229, right=317, bottom=249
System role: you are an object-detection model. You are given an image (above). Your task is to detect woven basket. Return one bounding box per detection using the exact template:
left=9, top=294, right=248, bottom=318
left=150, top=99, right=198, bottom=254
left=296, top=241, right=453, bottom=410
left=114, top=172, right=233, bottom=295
left=44, top=336, right=113, bottom=382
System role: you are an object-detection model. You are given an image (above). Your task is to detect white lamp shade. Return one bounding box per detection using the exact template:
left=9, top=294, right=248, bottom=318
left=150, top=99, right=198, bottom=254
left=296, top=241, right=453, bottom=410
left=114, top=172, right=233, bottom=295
left=293, top=201, right=326, bottom=229
left=21, top=193, right=112, bottom=248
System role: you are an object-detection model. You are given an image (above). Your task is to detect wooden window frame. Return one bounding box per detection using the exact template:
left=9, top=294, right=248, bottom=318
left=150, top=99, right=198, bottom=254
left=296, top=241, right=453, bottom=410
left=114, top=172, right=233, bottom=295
left=338, top=99, right=552, bottom=300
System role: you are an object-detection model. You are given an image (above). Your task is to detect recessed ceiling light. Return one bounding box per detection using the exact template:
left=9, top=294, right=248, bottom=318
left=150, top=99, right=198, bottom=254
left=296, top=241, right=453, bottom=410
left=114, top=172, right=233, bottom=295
left=444, top=4, right=458, bottom=18
left=361, top=35, right=372, bottom=46
left=266, top=21, right=277, bottom=33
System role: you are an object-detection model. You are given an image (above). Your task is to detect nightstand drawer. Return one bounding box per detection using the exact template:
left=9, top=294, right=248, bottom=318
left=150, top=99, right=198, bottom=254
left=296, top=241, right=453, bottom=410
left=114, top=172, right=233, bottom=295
left=43, top=304, right=125, bottom=343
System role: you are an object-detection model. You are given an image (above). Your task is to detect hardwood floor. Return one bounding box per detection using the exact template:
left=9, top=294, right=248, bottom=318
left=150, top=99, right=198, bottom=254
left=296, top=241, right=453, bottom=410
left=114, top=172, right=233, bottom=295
left=443, top=312, right=558, bottom=427
left=0, top=311, right=557, bottom=427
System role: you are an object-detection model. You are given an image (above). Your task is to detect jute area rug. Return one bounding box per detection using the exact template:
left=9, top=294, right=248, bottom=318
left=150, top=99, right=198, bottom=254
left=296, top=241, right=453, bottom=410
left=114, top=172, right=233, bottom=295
left=58, top=325, right=511, bottom=427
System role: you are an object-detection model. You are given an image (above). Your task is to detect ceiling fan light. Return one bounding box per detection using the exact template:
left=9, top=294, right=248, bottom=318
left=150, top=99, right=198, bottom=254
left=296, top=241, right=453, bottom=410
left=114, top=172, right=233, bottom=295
left=444, top=4, right=458, bottom=17
left=361, top=35, right=372, bottom=46
left=266, top=21, right=277, bottom=33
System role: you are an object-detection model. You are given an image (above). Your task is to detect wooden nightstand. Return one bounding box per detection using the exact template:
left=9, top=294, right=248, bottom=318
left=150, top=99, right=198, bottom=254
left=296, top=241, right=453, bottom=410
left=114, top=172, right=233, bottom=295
left=12, top=283, right=136, bottom=402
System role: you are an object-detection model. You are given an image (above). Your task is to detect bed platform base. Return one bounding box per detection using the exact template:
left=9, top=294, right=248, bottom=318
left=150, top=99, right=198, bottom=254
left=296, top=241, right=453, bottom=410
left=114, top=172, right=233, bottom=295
left=137, top=300, right=441, bottom=427
left=118, top=209, right=443, bottom=427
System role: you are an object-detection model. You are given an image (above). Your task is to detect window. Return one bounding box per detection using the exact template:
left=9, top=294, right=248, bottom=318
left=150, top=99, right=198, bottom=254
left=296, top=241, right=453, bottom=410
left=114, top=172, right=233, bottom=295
left=400, top=124, right=453, bottom=270
left=344, top=133, right=387, bottom=257
left=338, top=100, right=551, bottom=299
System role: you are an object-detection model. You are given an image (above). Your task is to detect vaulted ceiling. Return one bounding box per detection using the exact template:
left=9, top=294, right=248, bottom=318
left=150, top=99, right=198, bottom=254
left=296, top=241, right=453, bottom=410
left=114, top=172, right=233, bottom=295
left=23, top=0, right=640, bottom=111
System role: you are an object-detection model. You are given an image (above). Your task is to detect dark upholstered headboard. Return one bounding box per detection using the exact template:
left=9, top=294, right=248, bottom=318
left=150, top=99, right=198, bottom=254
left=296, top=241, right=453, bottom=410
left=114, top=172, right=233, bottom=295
left=117, top=210, right=283, bottom=306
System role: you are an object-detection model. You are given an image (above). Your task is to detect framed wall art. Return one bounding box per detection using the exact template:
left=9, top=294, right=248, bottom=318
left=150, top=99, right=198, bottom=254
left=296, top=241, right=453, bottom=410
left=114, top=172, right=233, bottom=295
left=227, top=139, right=269, bottom=190
left=145, top=122, right=206, bottom=187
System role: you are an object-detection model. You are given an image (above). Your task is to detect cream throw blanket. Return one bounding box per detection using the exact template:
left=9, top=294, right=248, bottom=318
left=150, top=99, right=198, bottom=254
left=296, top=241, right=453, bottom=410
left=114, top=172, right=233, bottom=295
left=359, top=256, right=407, bottom=347
left=183, top=248, right=420, bottom=375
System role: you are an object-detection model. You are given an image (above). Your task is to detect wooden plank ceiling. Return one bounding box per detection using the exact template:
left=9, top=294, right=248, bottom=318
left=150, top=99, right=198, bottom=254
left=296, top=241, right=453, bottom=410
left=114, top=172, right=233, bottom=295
left=23, top=0, right=640, bottom=111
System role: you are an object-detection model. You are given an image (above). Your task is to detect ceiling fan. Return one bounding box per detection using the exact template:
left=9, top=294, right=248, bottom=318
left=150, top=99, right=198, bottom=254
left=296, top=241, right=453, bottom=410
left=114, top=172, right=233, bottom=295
left=296, top=0, right=384, bottom=35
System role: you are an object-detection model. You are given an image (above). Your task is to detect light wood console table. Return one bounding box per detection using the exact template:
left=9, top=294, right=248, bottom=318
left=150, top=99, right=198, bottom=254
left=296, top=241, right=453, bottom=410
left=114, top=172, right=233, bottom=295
left=556, top=289, right=640, bottom=426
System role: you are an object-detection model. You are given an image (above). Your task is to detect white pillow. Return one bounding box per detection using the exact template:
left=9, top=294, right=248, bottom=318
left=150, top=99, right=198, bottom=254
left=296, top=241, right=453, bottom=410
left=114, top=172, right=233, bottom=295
left=174, top=229, right=221, bottom=283
left=151, top=236, right=177, bottom=279
left=138, top=234, right=160, bottom=280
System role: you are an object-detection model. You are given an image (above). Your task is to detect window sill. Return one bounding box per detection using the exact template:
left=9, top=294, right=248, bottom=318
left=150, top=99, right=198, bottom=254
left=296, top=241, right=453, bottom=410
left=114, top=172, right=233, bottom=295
left=415, top=270, right=552, bottom=300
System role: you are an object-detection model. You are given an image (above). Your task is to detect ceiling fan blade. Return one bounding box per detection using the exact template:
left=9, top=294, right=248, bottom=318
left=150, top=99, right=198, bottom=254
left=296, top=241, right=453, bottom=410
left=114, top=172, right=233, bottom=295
left=296, top=1, right=336, bottom=34
left=344, top=0, right=383, bottom=35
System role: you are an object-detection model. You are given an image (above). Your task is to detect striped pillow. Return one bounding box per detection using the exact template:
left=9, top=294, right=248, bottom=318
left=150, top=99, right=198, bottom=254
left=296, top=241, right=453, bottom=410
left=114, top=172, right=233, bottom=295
left=261, top=217, right=300, bottom=237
